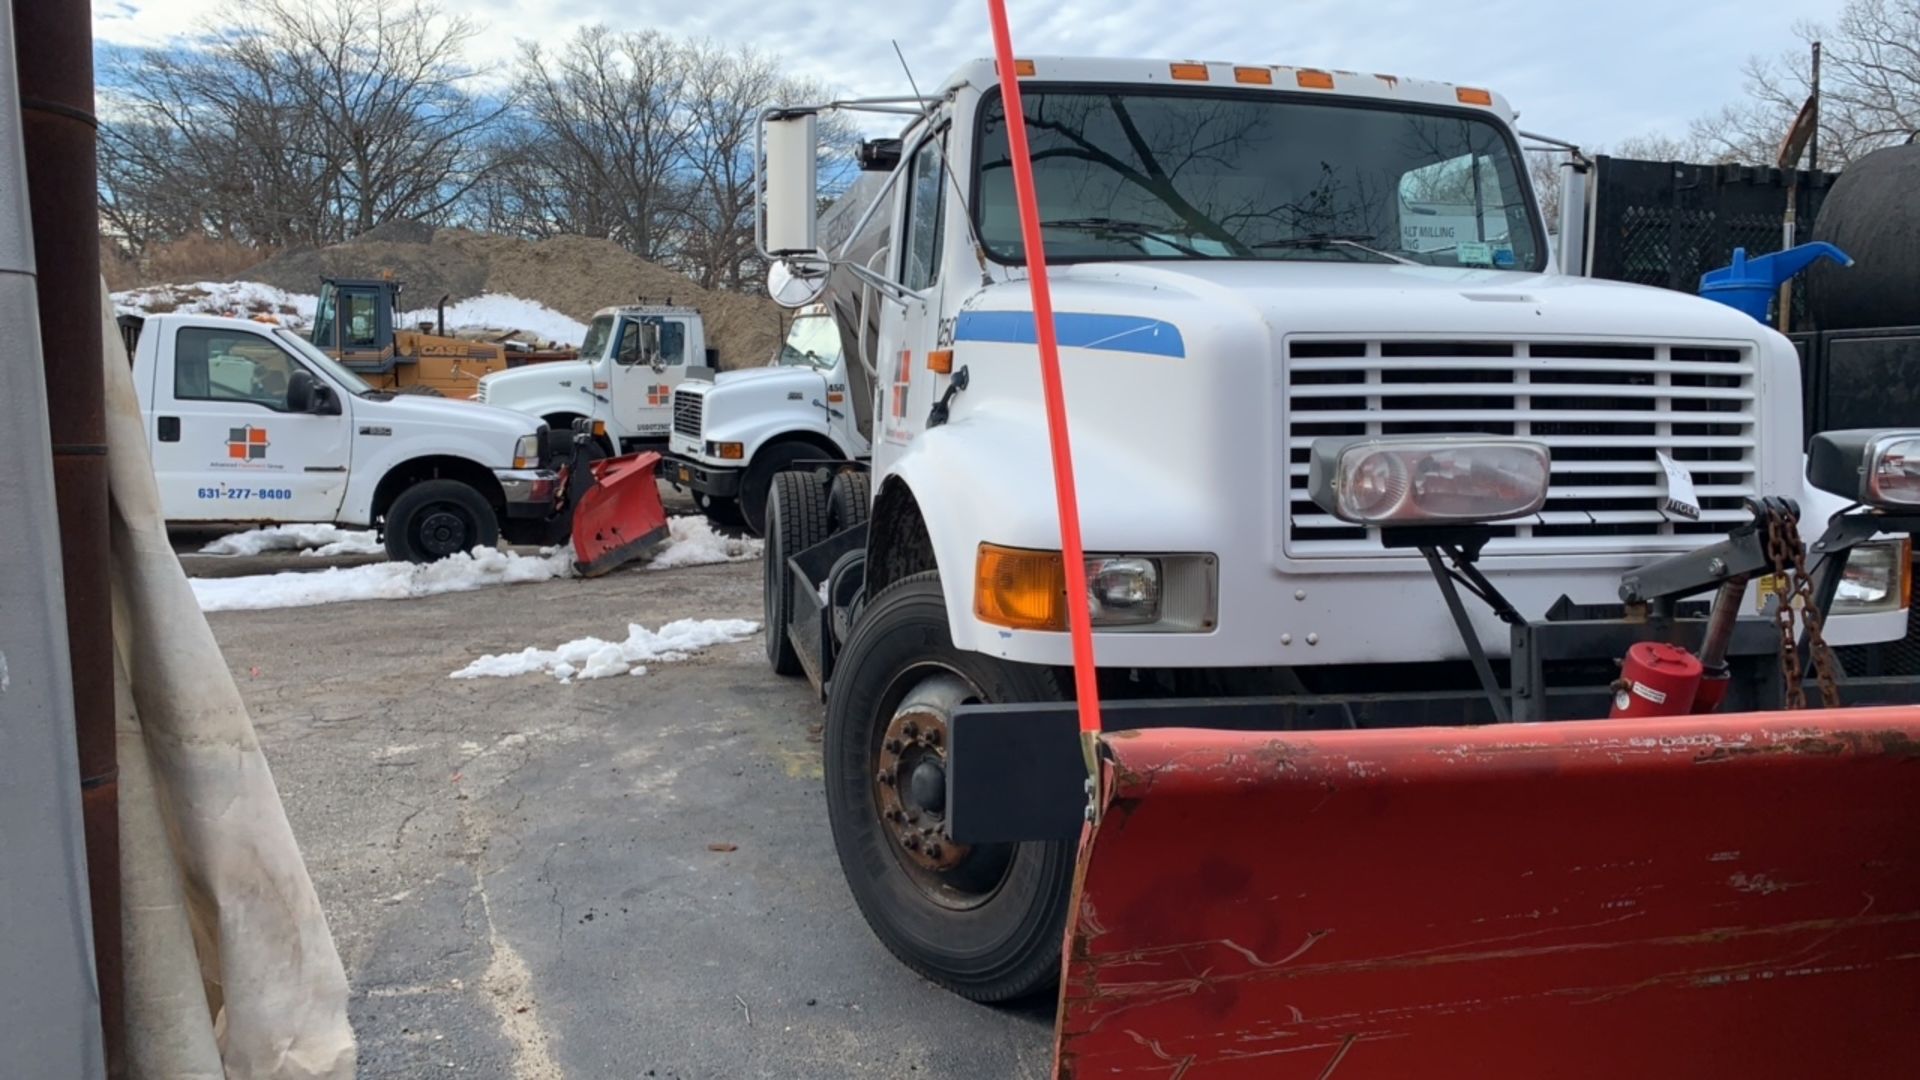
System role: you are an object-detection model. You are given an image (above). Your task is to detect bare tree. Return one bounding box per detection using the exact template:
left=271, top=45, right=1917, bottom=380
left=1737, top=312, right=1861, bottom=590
left=99, top=0, right=497, bottom=254
left=1691, top=0, right=1920, bottom=166
left=509, top=27, right=696, bottom=257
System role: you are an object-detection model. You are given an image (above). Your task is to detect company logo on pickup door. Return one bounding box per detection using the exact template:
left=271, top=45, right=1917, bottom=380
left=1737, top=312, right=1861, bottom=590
left=227, top=425, right=269, bottom=460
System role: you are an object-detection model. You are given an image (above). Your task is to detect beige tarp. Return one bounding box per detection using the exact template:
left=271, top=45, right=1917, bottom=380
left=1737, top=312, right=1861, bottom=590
left=102, top=290, right=357, bottom=1079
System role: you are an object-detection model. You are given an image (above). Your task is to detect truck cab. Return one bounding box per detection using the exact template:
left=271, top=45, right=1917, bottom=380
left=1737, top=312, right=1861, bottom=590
left=744, top=56, right=1915, bottom=1003
left=133, top=312, right=562, bottom=561
left=662, top=303, right=869, bottom=533
left=475, top=303, right=707, bottom=455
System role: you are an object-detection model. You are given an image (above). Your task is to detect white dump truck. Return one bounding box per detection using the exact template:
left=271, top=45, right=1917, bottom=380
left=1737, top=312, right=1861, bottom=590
left=475, top=301, right=715, bottom=455
left=662, top=302, right=869, bottom=533
left=129, top=311, right=565, bottom=561
left=745, top=56, right=1917, bottom=1004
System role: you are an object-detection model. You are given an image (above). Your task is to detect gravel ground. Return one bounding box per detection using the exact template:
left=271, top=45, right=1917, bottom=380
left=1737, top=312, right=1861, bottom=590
left=203, top=551, right=1053, bottom=1078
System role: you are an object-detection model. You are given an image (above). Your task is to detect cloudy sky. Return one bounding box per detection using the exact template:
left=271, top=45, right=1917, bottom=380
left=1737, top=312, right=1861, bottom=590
left=94, top=0, right=1837, bottom=147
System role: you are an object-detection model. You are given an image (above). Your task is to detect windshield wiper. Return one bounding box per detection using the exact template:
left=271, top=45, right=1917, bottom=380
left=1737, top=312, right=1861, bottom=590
left=1251, top=233, right=1419, bottom=265
left=1040, top=217, right=1229, bottom=258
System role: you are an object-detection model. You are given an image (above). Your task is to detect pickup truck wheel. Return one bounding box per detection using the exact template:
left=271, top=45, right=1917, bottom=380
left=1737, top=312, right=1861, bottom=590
left=740, top=443, right=822, bottom=537
left=824, top=572, right=1073, bottom=1002
left=764, top=471, right=833, bottom=675
left=384, top=479, right=499, bottom=563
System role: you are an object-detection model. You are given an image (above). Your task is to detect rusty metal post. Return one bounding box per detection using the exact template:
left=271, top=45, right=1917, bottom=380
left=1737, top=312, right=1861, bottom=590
left=11, top=0, right=122, bottom=1073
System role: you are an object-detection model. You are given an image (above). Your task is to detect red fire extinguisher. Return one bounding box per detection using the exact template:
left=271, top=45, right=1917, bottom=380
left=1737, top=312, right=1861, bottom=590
left=1610, top=641, right=1705, bottom=718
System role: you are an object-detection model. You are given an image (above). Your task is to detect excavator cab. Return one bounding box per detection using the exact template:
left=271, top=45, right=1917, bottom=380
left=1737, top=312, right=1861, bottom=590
left=311, top=278, right=399, bottom=362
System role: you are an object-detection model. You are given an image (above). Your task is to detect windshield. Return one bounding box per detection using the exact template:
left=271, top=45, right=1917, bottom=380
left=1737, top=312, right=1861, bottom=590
left=975, top=87, right=1543, bottom=271
left=776, top=315, right=842, bottom=369
left=276, top=328, right=375, bottom=396
left=580, top=315, right=616, bottom=359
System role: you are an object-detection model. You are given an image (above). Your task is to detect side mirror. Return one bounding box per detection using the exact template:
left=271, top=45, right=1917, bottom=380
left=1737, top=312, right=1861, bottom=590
left=286, top=369, right=316, bottom=412
left=767, top=258, right=828, bottom=308
left=313, top=385, right=341, bottom=416
left=761, top=110, right=819, bottom=257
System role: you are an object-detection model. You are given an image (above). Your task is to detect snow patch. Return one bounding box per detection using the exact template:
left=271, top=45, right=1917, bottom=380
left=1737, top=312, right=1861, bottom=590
left=113, top=280, right=586, bottom=347
left=113, top=280, right=318, bottom=324
left=450, top=618, right=760, bottom=683
left=199, top=523, right=383, bottom=558
left=398, top=294, right=586, bottom=348
left=645, top=515, right=762, bottom=570
left=192, top=545, right=574, bottom=611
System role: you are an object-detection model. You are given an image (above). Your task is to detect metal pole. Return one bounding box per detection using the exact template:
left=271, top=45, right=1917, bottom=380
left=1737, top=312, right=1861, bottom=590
left=11, top=0, right=122, bottom=1073
left=1810, top=42, right=1822, bottom=174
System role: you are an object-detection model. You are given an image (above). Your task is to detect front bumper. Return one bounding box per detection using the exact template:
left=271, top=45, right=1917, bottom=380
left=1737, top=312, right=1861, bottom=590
left=662, top=453, right=741, bottom=499
left=494, top=468, right=560, bottom=518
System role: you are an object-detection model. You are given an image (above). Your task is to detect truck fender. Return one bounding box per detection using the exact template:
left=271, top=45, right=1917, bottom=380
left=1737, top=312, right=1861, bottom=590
left=339, top=450, right=504, bottom=526
left=876, top=414, right=1220, bottom=658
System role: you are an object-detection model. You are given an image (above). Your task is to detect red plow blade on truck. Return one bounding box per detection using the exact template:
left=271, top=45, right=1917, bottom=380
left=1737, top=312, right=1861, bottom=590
left=568, top=450, right=670, bottom=577
left=1053, top=712, right=1920, bottom=1078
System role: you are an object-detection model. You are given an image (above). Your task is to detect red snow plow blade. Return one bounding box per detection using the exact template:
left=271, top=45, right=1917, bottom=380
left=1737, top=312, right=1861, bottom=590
left=1055, top=709, right=1920, bottom=1078
left=569, top=450, right=669, bottom=577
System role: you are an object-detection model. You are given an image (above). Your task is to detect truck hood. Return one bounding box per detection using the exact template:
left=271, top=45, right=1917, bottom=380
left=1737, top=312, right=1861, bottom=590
left=713, top=365, right=817, bottom=387
left=692, top=365, right=826, bottom=397
left=353, top=390, right=541, bottom=441
left=1024, top=261, right=1776, bottom=344
left=478, top=359, right=598, bottom=402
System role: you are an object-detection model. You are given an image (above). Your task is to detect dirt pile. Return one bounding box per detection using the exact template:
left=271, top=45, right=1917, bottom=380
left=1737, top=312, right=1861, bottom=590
left=248, top=226, right=783, bottom=368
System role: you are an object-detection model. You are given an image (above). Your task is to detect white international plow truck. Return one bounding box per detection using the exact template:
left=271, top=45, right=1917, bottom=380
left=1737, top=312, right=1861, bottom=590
left=751, top=51, right=1920, bottom=1076
left=662, top=301, right=870, bottom=534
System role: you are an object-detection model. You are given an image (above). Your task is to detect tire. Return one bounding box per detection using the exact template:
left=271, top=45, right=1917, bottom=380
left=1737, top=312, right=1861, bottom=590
left=828, top=470, right=871, bottom=532
left=395, top=384, right=445, bottom=397
left=695, top=492, right=745, bottom=528
left=824, top=572, right=1074, bottom=1002
left=544, top=422, right=582, bottom=462
left=764, top=471, right=833, bottom=676
left=383, top=479, right=499, bottom=563
left=741, top=442, right=828, bottom=536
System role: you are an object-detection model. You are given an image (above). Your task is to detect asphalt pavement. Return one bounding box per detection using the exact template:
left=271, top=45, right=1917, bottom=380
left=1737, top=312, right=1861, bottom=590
left=206, top=553, right=1053, bottom=1078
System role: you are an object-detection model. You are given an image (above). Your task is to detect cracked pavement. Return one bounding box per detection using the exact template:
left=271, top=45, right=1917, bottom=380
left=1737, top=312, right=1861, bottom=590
left=208, top=553, right=1053, bottom=1078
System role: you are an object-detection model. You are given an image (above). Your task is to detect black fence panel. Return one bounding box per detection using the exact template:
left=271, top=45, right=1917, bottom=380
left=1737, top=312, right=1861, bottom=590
left=1588, top=157, right=1839, bottom=326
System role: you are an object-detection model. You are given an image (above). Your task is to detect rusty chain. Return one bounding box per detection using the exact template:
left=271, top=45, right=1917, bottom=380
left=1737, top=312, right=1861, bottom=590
left=1764, top=505, right=1842, bottom=709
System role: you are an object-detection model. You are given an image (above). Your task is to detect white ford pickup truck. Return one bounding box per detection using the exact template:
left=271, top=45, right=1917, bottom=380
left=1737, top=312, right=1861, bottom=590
left=129, top=312, right=563, bottom=561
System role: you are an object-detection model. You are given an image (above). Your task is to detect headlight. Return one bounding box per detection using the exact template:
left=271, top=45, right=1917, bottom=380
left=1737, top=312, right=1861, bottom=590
left=974, top=545, right=1214, bottom=631
left=1086, top=557, right=1160, bottom=625
left=706, top=440, right=745, bottom=460
left=513, top=433, right=540, bottom=469
left=1308, top=437, right=1551, bottom=524
left=1832, top=539, right=1912, bottom=615
left=1807, top=429, right=1920, bottom=507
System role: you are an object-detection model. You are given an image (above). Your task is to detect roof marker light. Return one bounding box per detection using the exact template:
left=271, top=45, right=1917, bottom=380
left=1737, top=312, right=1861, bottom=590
left=1233, top=67, right=1273, bottom=85
left=1456, top=86, right=1494, bottom=106
left=1295, top=69, right=1335, bottom=90
left=1170, top=62, right=1210, bottom=81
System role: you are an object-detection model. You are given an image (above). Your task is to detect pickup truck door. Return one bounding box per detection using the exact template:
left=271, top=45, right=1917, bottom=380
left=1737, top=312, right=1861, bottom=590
left=608, top=315, right=688, bottom=444
left=148, top=322, right=352, bottom=522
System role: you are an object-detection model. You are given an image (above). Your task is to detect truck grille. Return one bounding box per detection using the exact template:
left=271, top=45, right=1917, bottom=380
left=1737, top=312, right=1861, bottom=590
left=673, top=388, right=703, bottom=439
left=1283, top=338, right=1758, bottom=556
left=474, top=382, right=489, bottom=404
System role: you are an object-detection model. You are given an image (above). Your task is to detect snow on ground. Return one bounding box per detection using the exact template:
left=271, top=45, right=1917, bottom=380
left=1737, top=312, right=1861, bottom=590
left=112, top=281, right=585, bottom=346
left=398, top=294, right=586, bottom=347
left=192, top=545, right=573, bottom=612
left=112, top=280, right=318, bottom=325
left=450, top=618, right=761, bottom=683
left=199, top=523, right=383, bottom=558
left=644, top=515, right=763, bottom=570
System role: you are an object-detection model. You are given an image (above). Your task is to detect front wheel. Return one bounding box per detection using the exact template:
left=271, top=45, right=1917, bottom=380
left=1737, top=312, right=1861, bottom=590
left=383, top=479, right=499, bottom=563
left=764, top=471, right=832, bottom=676
left=823, top=572, right=1074, bottom=1002
left=740, top=442, right=825, bottom=536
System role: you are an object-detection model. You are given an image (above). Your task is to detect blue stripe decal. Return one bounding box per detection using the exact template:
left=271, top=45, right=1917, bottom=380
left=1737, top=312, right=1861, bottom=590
left=953, top=311, right=1185, bottom=358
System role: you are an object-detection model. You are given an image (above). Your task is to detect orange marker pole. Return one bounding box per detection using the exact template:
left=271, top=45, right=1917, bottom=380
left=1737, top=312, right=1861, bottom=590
left=982, top=2, right=1106, bottom=788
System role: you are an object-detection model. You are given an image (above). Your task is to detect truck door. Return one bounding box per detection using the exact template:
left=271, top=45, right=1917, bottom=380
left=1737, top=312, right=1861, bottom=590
left=873, top=127, right=949, bottom=470
left=608, top=315, right=687, bottom=444
left=149, top=323, right=352, bottom=522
